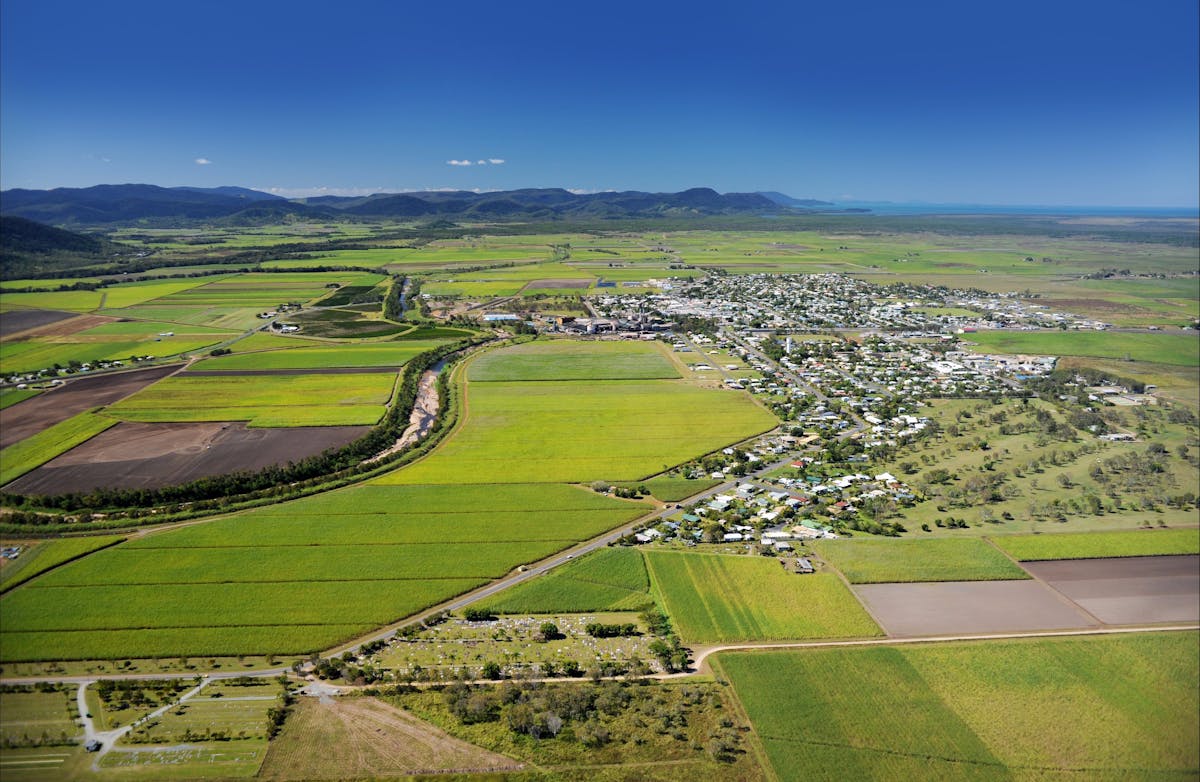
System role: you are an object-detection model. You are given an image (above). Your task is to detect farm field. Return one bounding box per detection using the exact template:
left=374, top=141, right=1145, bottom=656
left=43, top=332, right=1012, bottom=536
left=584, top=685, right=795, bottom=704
left=187, top=340, right=450, bottom=370
left=5, top=421, right=371, bottom=496
left=0, top=411, right=118, bottom=484
left=0, top=484, right=648, bottom=661
left=478, top=546, right=652, bottom=613
left=0, top=333, right=233, bottom=374
left=963, top=329, right=1200, bottom=367
left=378, top=377, right=775, bottom=484
left=644, top=551, right=881, bottom=643
left=991, top=527, right=1200, bottom=560
left=104, top=373, right=396, bottom=426
left=467, top=339, right=681, bottom=381
left=812, top=538, right=1030, bottom=583
left=714, top=631, right=1200, bottom=782
left=0, top=536, right=125, bottom=592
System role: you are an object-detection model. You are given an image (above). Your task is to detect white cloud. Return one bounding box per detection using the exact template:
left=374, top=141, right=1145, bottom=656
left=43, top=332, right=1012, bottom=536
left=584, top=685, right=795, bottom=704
left=477, top=160, right=488, bottom=165
left=101, top=157, right=112, bottom=163
left=447, top=159, right=473, bottom=166
left=488, top=158, right=505, bottom=165
left=195, top=157, right=212, bottom=165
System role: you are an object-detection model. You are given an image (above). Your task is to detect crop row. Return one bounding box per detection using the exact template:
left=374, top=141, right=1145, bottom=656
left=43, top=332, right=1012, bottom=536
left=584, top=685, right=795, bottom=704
left=644, top=551, right=882, bottom=643
left=715, top=631, right=1200, bottom=781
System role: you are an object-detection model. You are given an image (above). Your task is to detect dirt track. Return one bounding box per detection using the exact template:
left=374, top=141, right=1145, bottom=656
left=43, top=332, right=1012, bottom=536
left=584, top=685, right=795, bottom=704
left=0, top=364, right=182, bottom=448
left=4, top=421, right=370, bottom=494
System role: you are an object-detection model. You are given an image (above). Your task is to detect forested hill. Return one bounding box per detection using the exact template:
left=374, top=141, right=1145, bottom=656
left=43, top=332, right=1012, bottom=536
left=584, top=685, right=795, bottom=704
left=0, top=216, right=119, bottom=278
left=0, top=185, right=816, bottom=226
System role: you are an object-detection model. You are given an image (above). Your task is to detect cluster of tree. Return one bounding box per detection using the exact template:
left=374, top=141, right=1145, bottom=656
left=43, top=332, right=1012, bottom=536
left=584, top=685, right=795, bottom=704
left=463, top=607, right=497, bottom=622
left=383, top=275, right=405, bottom=320
left=265, top=684, right=294, bottom=740
left=585, top=622, right=639, bottom=638
left=433, top=678, right=740, bottom=759
left=95, top=678, right=193, bottom=710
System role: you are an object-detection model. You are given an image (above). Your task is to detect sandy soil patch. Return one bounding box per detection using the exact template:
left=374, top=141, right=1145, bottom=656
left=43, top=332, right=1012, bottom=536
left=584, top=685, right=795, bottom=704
left=1023, top=555, right=1199, bottom=625
left=0, top=364, right=181, bottom=448
left=258, top=697, right=520, bottom=780
left=4, top=421, right=369, bottom=494
left=854, top=580, right=1098, bottom=637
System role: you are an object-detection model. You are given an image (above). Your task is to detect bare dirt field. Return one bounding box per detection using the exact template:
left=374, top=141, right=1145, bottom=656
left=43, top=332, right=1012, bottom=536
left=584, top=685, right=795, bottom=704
left=523, top=278, right=591, bottom=289
left=1023, top=555, right=1199, bottom=625
left=0, top=364, right=181, bottom=448
left=4, top=421, right=369, bottom=494
left=854, top=580, right=1098, bottom=637
left=258, top=697, right=521, bottom=780
left=0, top=308, right=82, bottom=337
left=20, top=313, right=116, bottom=338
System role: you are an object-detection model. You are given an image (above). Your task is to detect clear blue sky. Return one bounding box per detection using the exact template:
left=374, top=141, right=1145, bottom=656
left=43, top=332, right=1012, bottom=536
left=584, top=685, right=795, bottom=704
left=2, top=0, right=1197, bottom=206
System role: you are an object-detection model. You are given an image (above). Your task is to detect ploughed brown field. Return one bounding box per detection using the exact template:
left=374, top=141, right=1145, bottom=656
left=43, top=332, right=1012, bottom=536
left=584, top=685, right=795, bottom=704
left=0, top=364, right=181, bottom=448
left=4, top=421, right=370, bottom=494
left=0, top=308, right=85, bottom=337
left=1022, top=555, right=1200, bottom=625
left=852, top=555, right=1200, bottom=637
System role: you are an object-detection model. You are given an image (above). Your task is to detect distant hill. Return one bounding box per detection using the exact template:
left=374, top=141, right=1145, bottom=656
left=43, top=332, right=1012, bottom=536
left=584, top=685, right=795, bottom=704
left=757, top=191, right=835, bottom=208
left=1, top=185, right=797, bottom=225
left=0, top=216, right=118, bottom=279
left=0, top=184, right=295, bottom=224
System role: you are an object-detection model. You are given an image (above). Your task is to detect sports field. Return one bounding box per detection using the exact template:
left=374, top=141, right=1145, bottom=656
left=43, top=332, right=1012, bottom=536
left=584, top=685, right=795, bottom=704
left=715, top=631, right=1199, bottom=781
left=812, top=538, right=1030, bottom=583
left=644, top=551, right=881, bottom=642
left=0, top=484, right=649, bottom=662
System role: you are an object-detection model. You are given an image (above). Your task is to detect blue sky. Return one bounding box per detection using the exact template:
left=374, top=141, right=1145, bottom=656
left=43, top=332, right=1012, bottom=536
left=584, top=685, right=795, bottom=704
left=2, top=0, right=1197, bottom=206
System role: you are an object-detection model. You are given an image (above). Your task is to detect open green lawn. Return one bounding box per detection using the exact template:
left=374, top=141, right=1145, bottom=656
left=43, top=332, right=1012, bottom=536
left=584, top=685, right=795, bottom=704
left=105, top=373, right=395, bottom=426
left=188, top=340, right=449, bottom=370
left=715, top=631, right=1200, bottom=782
left=467, top=339, right=681, bottom=381
left=964, top=330, right=1200, bottom=367
left=377, top=378, right=775, bottom=484
left=479, top=547, right=652, bottom=613
left=0, top=688, right=78, bottom=748
left=0, top=411, right=118, bottom=485
left=0, top=484, right=648, bottom=662
left=991, top=527, right=1200, bottom=560
left=812, top=538, right=1030, bottom=583
left=644, top=551, right=881, bottom=642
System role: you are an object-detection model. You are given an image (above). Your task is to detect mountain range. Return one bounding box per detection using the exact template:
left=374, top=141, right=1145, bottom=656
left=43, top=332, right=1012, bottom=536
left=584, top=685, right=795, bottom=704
left=0, top=184, right=843, bottom=225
